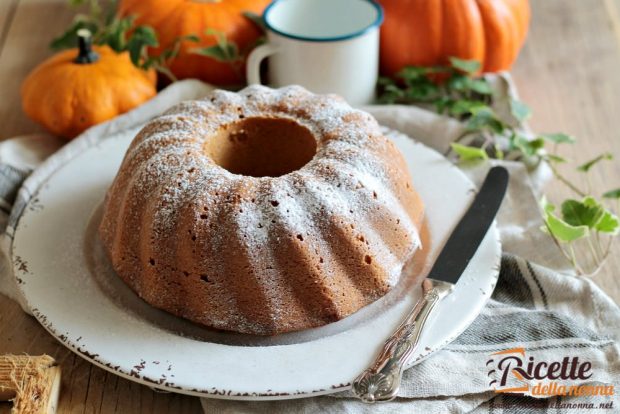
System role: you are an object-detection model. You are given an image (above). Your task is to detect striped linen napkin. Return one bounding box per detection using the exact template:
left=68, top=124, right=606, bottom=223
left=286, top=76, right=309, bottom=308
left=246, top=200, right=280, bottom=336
left=0, top=78, right=618, bottom=413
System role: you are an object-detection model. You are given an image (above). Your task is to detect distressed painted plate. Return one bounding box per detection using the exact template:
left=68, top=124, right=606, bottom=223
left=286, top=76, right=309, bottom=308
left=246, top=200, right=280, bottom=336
left=12, top=127, right=500, bottom=400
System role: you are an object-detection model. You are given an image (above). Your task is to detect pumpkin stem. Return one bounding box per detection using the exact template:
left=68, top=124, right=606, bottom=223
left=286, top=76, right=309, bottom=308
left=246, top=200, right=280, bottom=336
left=75, top=29, right=99, bottom=64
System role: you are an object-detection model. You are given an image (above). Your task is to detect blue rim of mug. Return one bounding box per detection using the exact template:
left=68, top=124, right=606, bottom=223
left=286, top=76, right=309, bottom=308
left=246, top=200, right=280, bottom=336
left=262, top=0, right=384, bottom=43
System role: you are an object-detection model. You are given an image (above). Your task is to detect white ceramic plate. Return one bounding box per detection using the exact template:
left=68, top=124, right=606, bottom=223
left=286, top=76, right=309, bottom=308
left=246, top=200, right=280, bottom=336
left=12, top=127, right=500, bottom=400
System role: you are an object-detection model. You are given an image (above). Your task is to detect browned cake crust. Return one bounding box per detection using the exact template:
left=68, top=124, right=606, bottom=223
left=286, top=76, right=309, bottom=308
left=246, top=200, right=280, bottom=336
left=99, top=85, right=424, bottom=335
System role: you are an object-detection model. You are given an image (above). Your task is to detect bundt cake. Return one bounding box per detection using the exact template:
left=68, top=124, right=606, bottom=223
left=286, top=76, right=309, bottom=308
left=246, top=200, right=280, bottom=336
left=99, top=85, right=424, bottom=335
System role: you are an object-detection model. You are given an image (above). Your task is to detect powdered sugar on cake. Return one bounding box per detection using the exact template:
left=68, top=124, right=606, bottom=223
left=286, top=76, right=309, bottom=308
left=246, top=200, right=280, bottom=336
left=98, top=85, right=424, bottom=335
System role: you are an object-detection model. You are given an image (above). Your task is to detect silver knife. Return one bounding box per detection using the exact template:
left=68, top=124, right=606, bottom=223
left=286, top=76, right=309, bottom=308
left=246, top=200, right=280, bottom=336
left=352, top=166, right=509, bottom=403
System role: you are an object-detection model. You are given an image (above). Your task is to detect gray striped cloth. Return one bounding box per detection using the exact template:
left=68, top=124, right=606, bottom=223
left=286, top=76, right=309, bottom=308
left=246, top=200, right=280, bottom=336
left=0, top=79, right=618, bottom=414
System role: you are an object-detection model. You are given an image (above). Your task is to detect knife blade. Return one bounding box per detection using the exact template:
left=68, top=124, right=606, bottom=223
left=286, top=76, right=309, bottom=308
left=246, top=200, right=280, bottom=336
left=428, top=165, right=509, bottom=284
left=352, top=166, right=509, bottom=403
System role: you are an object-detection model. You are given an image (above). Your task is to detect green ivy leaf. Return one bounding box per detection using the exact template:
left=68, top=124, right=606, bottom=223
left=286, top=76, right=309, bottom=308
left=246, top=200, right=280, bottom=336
left=126, top=25, right=158, bottom=66
left=398, top=66, right=433, bottom=80
left=465, top=106, right=505, bottom=134
left=158, top=34, right=198, bottom=60
left=539, top=133, right=576, bottom=144
left=450, top=143, right=488, bottom=161
left=433, top=96, right=454, bottom=114
left=510, top=99, right=532, bottom=122
left=376, top=82, right=405, bottom=104
left=541, top=197, right=588, bottom=242
left=449, top=57, right=480, bottom=75
left=468, top=79, right=493, bottom=95
left=183, top=34, right=201, bottom=43
left=446, top=76, right=491, bottom=96
left=192, top=28, right=240, bottom=63
left=447, top=74, right=470, bottom=92
left=192, top=45, right=231, bottom=61
left=595, top=210, right=620, bottom=234
left=409, top=83, right=440, bottom=99
left=546, top=154, right=568, bottom=163
left=513, top=135, right=545, bottom=157
left=558, top=196, right=619, bottom=235
left=448, top=100, right=487, bottom=117
left=102, top=15, right=136, bottom=52
left=577, top=153, right=613, bottom=173
left=603, top=188, right=620, bottom=199
left=541, top=196, right=555, bottom=213
left=243, top=11, right=267, bottom=32
left=543, top=213, right=589, bottom=242
left=583, top=197, right=620, bottom=234
left=561, top=197, right=605, bottom=228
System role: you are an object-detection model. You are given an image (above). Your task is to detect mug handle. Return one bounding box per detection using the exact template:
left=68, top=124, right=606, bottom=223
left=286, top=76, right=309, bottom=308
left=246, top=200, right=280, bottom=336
left=246, top=43, right=279, bottom=85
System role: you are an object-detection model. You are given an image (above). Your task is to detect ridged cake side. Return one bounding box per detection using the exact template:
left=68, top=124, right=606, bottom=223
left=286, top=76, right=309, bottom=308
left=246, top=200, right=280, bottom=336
left=99, top=85, right=424, bottom=335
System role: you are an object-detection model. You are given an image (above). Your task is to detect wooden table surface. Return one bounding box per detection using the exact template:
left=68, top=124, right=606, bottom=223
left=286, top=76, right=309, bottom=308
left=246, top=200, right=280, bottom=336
left=1, top=1, right=619, bottom=412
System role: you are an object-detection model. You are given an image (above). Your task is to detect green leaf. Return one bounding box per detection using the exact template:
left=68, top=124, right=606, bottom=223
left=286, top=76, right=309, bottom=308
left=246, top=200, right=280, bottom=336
left=558, top=196, right=619, bottom=235
left=182, top=34, right=201, bottom=43
left=243, top=11, right=267, bottom=32
left=513, top=135, right=545, bottom=157
left=403, top=81, right=439, bottom=101
left=583, top=196, right=619, bottom=234
left=539, top=133, right=576, bottom=144
left=433, top=96, right=454, bottom=114
left=450, top=143, right=488, bottom=161
left=398, top=66, right=432, bottom=80
left=193, top=29, right=240, bottom=62
left=445, top=75, right=491, bottom=96
left=603, top=188, right=620, bottom=199
left=510, top=99, right=532, bottom=122
left=541, top=196, right=555, bottom=214
left=449, top=57, right=480, bottom=75
left=561, top=197, right=605, bottom=228
left=102, top=15, right=136, bottom=52
left=447, top=74, right=471, bottom=92
left=576, top=153, right=613, bottom=173
left=468, top=78, right=493, bottom=95
left=541, top=197, right=588, bottom=242
left=595, top=210, right=620, bottom=234
left=448, top=100, right=487, bottom=117
left=50, top=19, right=98, bottom=50
left=377, top=83, right=405, bottom=104
left=546, top=154, right=568, bottom=163
left=465, top=106, right=505, bottom=134
left=192, top=45, right=231, bottom=61
left=126, top=25, right=159, bottom=66
left=543, top=213, right=589, bottom=242
left=377, top=76, right=395, bottom=86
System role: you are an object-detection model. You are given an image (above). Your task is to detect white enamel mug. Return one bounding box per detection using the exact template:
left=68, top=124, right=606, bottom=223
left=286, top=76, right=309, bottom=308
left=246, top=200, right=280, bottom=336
left=246, top=0, right=384, bottom=106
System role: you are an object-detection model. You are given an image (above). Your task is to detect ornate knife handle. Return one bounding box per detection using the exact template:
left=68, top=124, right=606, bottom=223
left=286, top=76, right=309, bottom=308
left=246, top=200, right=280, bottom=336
left=352, top=279, right=453, bottom=403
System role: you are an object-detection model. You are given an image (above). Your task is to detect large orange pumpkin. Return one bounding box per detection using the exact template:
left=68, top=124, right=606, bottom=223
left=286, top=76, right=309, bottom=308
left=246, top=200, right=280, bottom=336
left=379, top=0, right=530, bottom=76
left=118, top=0, right=270, bottom=85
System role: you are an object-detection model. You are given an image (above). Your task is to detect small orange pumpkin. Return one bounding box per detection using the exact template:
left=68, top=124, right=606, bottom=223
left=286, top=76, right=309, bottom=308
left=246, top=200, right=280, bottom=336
left=21, top=31, right=157, bottom=139
left=118, top=0, right=270, bottom=86
left=379, top=0, right=531, bottom=76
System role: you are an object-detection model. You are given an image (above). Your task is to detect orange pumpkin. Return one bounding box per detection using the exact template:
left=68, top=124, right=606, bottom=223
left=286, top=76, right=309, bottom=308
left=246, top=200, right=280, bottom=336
left=379, top=0, right=531, bottom=76
left=118, top=0, right=270, bottom=85
left=21, top=31, right=157, bottom=139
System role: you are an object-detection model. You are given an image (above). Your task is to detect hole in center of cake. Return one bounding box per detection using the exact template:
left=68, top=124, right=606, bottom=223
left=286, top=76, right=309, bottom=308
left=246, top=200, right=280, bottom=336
left=205, top=117, right=318, bottom=177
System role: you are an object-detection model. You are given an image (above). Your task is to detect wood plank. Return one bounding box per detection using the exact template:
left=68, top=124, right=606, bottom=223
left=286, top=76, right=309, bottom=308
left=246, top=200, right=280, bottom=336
left=0, top=0, right=75, bottom=140
left=512, top=0, right=620, bottom=303
left=0, top=0, right=19, bottom=56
